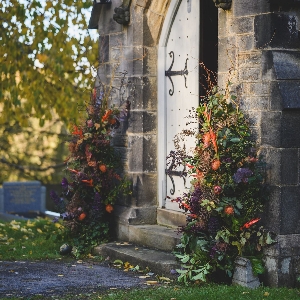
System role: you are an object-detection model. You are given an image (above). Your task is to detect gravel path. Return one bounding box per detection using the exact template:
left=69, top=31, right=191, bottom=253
left=0, top=260, right=148, bottom=298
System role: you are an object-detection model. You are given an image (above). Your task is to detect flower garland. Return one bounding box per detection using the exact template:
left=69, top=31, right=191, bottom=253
left=171, top=87, right=275, bottom=283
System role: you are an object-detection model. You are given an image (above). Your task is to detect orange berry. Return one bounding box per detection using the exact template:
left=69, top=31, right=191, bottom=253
left=224, top=205, right=234, bottom=215
left=99, top=164, right=107, bottom=173
left=211, top=159, right=221, bottom=170
left=78, top=212, right=87, bottom=221
left=105, top=204, right=114, bottom=213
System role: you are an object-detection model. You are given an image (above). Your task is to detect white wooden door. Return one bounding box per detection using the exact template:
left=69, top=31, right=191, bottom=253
left=158, top=0, right=200, bottom=211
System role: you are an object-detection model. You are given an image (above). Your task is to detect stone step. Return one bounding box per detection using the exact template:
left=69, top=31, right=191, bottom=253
left=157, top=208, right=186, bottom=228
left=93, top=242, right=180, bottom=277
left=127, top=224, right=182, bottom=252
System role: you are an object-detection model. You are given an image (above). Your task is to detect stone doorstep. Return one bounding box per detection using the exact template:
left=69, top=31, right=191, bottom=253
left=157, top=208, right=186, bottom=228
left=93, top=242, right=180, bottom=277
left=127, top=224, right=182, bottom=252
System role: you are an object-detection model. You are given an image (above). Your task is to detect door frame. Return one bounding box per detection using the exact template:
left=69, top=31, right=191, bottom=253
left=157, top=0, right=183, bottom=209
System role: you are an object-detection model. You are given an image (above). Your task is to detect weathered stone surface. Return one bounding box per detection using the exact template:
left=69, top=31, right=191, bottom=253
left=281, top=111, right=300, bottom=147
left=272, top=51, right=300, bottom=80
left=263, top=234, right=300, bottom=287
left=238, top=52, right=262, bottom=69
left=233, top=0, right=270, bottom=17
left=255, top=13, right=300, bottom=49
left=230, top=16, right=254, bottom=34
left=232, top=257, right=260, bottom=289
left=280, top=186, right=300, bottom=234
left=260, top=111, right=281, bottom=147
left=99, top=35, right=110, bottom=63
left=98, top=0, right=123, bottom=35
left=240, top=96, right=269, bottom=111
left=128, top=110, right=157, bottom=133
left=236, top=34, right=254, bottom=52
left=130, top=173, right=157, bottom=207
left=93, top=241, right=180, bottom=276
left=218, top=36, right=236, bottom=73
left=239, top=67, right=261, bottom=81
left=127, top=135, right=157, bottom=172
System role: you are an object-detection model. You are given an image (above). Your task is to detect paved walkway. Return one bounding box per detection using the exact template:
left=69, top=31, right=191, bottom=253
left=0, top=260, right=148, bottom=298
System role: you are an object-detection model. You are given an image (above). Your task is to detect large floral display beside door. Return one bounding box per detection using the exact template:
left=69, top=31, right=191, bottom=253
left=171, top=86, right=275, bottom=283
left=50, top=79, right=131, bottom=256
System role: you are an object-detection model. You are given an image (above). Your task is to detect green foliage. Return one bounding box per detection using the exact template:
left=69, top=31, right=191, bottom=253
left=171, top=87, right=276, bottom=284
left=0, top=0, right=97, bottom=183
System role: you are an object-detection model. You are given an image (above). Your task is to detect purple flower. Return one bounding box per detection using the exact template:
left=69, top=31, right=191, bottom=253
left=233, top=168, right=253, bottom=183
left=61, top=177, right=68, bottom=189
left=52, top=217, right=59, bottom=223
left=50, top=190, right=62, bottom=206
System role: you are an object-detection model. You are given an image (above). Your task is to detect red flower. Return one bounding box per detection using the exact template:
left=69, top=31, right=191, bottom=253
left=81, top=179, right=93, bottom=187
left=72, top=126, right=83, bottom=139
left=240, top=218, right=261, bottom=230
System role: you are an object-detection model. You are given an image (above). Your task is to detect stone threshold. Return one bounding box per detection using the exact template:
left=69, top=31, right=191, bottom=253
left=93, top=242, right=180, bottom=277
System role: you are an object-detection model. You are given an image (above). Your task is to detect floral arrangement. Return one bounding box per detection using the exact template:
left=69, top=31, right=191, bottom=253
left=170, top=86, right=275, bottom=283
left=50, top=79, right=132, bottom=256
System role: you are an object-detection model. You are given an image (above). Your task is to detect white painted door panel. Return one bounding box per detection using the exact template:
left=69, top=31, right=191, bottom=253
left=164, top=0, right=200, bottom=211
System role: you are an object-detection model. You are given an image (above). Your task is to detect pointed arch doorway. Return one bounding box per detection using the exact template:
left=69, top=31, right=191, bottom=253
left=157, top=0, right=218, bottom=215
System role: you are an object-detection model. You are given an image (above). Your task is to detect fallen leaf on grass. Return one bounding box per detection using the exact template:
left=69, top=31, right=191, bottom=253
left=145, top=281, right=158, bottom=285
left=264, top=292, right=270, bottom=297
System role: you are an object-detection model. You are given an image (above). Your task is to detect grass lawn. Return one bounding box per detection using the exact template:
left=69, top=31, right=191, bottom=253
left=0, top=218, right=300, bottom=300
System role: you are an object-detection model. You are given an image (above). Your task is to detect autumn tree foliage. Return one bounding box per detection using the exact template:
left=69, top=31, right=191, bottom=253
left=0, top=0, right=98, bottom=183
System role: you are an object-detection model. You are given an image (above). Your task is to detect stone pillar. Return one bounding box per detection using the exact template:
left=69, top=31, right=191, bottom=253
left=95, top=0, right=161, bottom=240
left=218, top=0, right=300, bottom=287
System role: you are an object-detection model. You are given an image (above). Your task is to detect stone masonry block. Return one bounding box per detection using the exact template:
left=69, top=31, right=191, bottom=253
left=130, top=173, right=157, bottom=207
left=236, top=34, right=254, bottom=52
left=98, top=0, right=123, bottom=35
left=260, top=111, right=281, bottom=147
left=130, top=76, right=157, bottom=110
left=128, top=110, right=157, bottom=134
left=145, top=10, right=164, bottom=46
left=230, top=16, right=254, bottom=34
left=280, top=186, right=300, bottom=234
left=99, top=35, right=109, bottom=63
left=281, top=111, right=300, bottom=148
left=218, top=36, right=237, bottom=73
left=233, top=0, right=270, bottom=17
left=261, top=148, right=298, bottom=186
left=238, top=52, right=262, bottom=69
left=263, top=186, right=281, bottom=233
left=218, top=9, right=228, bottom=38
left=239, top=96, right=269, bottom=111
left=127, top=134, right=157, bottom=172
left=239, top=67, right=261, bottom=81
left=255, top=13, right=300, bottom=49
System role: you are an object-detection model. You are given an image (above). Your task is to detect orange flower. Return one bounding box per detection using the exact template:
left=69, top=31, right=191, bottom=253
left=240, top=218, right=261, bottom=230
left=211, top=159, right=221, bottom=170
left=109, top=118, right=116, bottom=125
left=102, top=110, right=112, bottom=122
left=202, top=132, right=211, bottom=148
left=68, top=168, right=79, bottom=174
left=180, top=202, right=191, bottom=211
left=72, top=126, right=83, bottom=139
left=105, top=204, right=114, bottom=213
left=210, top=128, right=218, bottom=153
left=224, top=205, right=234, bottom=215
left=78, top=212, right=87, bottom=221
left=81, top=179, right=93, bottom=186
left=99, top=164, right=107, bottom=173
